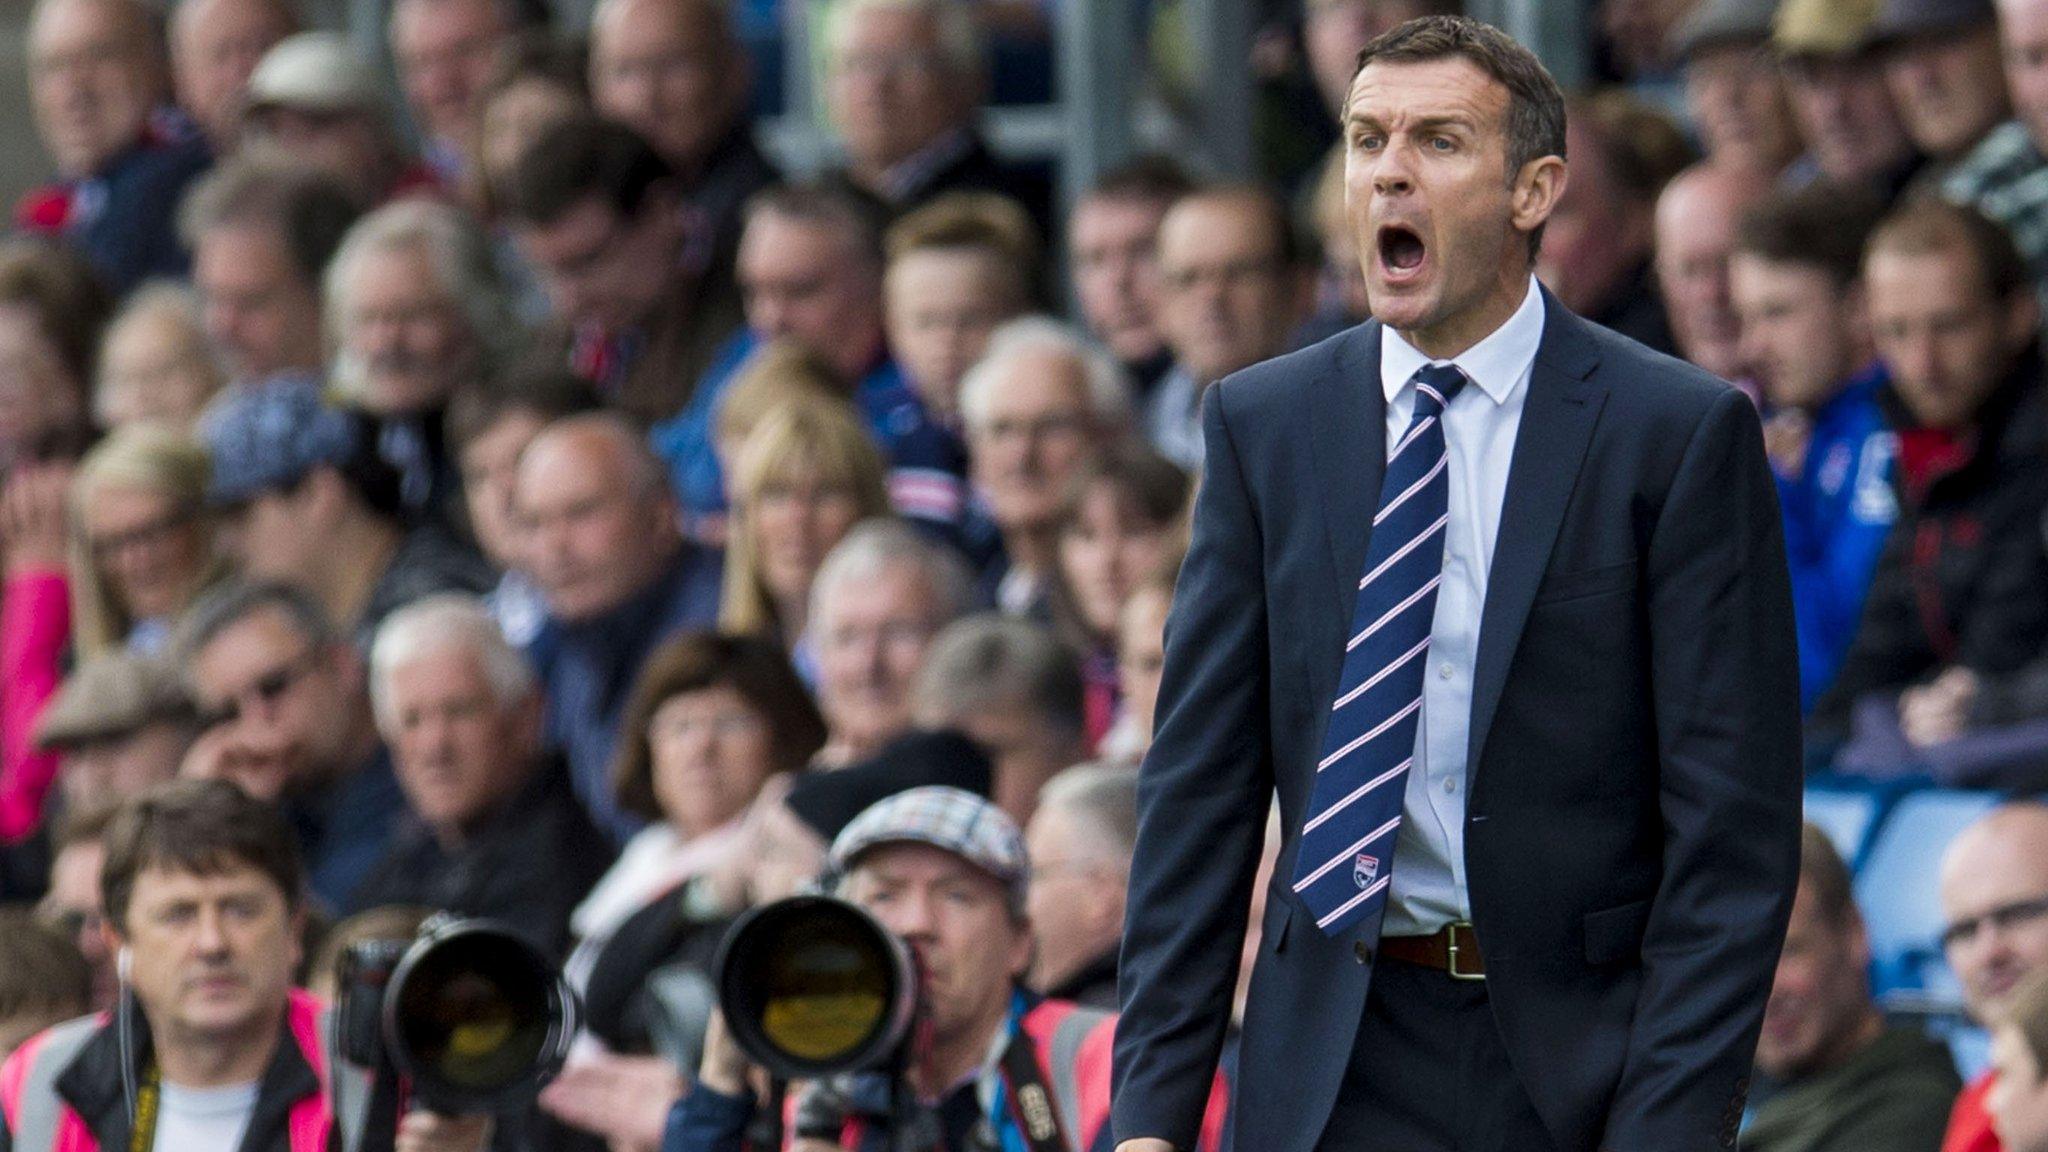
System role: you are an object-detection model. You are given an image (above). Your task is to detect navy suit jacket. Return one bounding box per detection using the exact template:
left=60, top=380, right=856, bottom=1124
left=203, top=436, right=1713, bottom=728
left=1112, top=293, right=1803, bottom=1152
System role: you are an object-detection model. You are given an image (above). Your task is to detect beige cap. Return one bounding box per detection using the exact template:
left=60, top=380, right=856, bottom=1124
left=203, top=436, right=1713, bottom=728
left=1776, top=0, right=1883, bottom=56
left=245, top=32, right=386, bottom=116
left=34, top=653, right=195, bottom=751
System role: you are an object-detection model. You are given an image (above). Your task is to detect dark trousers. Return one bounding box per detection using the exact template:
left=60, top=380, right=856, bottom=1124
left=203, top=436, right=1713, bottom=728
left=1314, top=957, right=1564, bottom=1152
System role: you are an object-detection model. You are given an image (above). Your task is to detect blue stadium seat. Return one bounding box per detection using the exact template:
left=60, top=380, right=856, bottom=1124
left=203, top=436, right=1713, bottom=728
left=1804, top=783, right=1883, bottom=868
left=1854, top=789, right=2002, bottom=997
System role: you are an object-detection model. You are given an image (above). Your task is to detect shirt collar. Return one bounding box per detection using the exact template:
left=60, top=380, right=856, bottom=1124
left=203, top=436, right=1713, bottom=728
left=1380, top=276, right=1545, bottom=408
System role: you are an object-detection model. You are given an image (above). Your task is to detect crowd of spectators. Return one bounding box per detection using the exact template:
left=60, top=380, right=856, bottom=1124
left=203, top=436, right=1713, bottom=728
left=4, top=0, right=2048, bottom=1148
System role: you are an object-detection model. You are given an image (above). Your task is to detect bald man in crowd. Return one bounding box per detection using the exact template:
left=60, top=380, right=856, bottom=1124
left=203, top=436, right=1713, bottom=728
left=1939, top=803, right=2048, bottom=1152
left=169, top=0, right=297, bottom=148
left=20, top=0, right=213, bottom=293
left=1654, top=164, right=1766, bottom=384
left=515, top=414, right=722, bottom=842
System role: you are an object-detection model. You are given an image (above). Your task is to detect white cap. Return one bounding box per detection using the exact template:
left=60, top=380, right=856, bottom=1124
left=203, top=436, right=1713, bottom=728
left=246, top=32, right=387, bottom=116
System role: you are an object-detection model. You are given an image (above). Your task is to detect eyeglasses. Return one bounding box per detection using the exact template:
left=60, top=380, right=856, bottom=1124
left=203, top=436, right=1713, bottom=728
left=195, top=648, right=321, bottom=730
left=1940, top=893, right=2048, bottom=950
left=650, top=709, right=766, bottom=742
left=88, top=508, right=196, bottom=562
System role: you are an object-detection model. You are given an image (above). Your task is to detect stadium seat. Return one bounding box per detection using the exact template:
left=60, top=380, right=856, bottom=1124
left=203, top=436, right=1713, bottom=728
left=1804, top=782, right=1883, bottom=868
left=1854, top=789, right=2002, bottom=997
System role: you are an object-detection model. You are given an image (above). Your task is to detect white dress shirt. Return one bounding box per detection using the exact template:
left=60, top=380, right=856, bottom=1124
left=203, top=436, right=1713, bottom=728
left=1375, top=276, right=1544, bottom=936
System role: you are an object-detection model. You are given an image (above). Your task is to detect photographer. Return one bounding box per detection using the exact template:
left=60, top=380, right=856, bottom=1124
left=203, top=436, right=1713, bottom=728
left=664, top=786, right=1226, bottom=1152
left=0, top=779, right=489, bottom=1152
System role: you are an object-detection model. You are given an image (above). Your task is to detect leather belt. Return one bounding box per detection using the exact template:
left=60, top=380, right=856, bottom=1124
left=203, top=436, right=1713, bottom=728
left=1377, top=920, right=1486, bottom=979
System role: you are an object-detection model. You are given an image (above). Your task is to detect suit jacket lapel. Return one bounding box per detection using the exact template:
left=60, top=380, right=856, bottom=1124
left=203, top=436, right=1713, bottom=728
left=1467, top=295, right=1606, bottom=774
left=1308, top=322, right=1389, bottom=622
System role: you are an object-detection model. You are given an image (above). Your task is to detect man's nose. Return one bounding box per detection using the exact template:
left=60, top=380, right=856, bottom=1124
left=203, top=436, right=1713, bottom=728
left=193, top=907, right=230, bottom=953
left=1372, top=148, right=1417, bottom=196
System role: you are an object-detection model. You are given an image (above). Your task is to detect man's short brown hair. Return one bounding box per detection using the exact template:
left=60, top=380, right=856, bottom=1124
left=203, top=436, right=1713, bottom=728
left=1798, top=822, right=1859, bottom=928
left=0, top=908, right=90, bottom=1026
left=1865, top=198, right=2030, bottom=303
left=1735, top=181, right=1888, bottom=290
left=100, top=780, right=304, bottom=932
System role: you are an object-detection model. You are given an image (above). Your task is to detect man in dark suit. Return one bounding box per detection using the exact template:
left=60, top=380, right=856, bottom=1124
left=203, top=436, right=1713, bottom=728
left=1112, top=16, right=1803, bottom=1152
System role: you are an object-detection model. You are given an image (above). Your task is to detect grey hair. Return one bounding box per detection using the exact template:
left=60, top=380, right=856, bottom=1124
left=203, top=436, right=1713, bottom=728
left=909, top=613, right=1085, bottom=738
left=174, top=581, right=337, bottom=672
left=825, top=0, right=985, bottom=77
left=1035, top=759, right=1140, bottom=864
left=323, top=199, right=518, bottom=404
left=367, top=593, right=535, bottom=732
left=957, top=316, right=1134, bottom=435
left=809, top=517, right=972, bottom=630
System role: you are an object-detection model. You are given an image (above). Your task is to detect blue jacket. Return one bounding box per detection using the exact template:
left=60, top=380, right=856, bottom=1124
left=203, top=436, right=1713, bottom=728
left=14, top=118, right=210, bottom=295
left=1775, top=366, right=1899, bottom=711
left=532, top=546, right=723, bottom=844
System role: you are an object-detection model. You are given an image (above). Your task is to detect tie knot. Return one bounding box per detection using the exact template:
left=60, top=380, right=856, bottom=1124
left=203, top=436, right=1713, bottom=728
left=1411, top=364, right=1468, bottom=415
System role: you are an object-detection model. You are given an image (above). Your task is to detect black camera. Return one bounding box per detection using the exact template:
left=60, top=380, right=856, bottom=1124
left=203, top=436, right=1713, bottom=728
left=336, top=915, right=580, bottom=1115
left=714, top=894, right=920, bottom=1081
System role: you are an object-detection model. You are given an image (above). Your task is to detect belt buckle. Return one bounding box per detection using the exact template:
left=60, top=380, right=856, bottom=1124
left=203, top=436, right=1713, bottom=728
left=1445, top=920, right=1484, bottom=981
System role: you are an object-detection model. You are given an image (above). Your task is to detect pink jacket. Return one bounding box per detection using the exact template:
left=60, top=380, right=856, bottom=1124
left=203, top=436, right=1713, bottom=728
left=1, top=568, right=69, bottom=842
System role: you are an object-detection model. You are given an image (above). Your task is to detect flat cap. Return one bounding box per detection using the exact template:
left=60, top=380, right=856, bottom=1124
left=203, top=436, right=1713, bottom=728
left=35, top=653, right=194, bottom=751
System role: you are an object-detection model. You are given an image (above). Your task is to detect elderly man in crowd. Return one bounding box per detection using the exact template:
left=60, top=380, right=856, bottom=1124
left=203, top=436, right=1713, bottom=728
left=352, top=595, right=612, bottom=955
left=503, top=116, right=744, bottom=425
left=1023, top=760, right=1138, bottom=1009
left=811, top=519, right=972, bottom=768
left=1668, top=0, right=1803, bottom=176
left=176, top=581, right=407, bottom=913
left=34, top=652, right=194, bottom=812
left=168, top=0, right=297, bottom=149
left=1067, top=157, right=1193, bottom=398
left=1743, top=825, right=1960, bottom=1152
left=37, top=803, right=117, bottom=1010
left=821, top=0, right=1051, bottom=232
left=1947, top=0, right=2048, bottom=299
left=910, top=613, right=1086, bottom=824
left=326, top=198, right=518, bottom=527
left=240, top=32, right=442, bottom=208
left=19, top=0, right=212, bottom=294
left=1880, top=0, right=2012, bottom=179
left=515, top=413, right=722, bottom=843
left=1774, top=0, right=1924, bottom=196
left=389, top=0, right=517, bottom=183
left=588, top=0, right=779, bottom=288
left=1144, top=185, right=1311, bottom=471
left=963, top=318, right=1131, bottom=616
left=179, top=152, right=361, bottom=389
left=1654, top=162, right=1766, bottom=383
left=1939, top=803, right=2048, bottom=1152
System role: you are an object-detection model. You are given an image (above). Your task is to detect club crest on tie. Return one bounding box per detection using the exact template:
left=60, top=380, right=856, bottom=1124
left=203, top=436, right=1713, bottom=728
left=1353, top=854, right=1380, bottom=888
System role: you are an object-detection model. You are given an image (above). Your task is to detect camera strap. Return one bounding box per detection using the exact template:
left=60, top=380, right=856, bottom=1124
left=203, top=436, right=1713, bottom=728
left=995, top=1034, right=1069, bottom=1152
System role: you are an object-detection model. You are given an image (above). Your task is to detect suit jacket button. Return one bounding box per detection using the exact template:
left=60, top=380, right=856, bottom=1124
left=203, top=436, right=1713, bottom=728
left=1354, top=943, right=1373, bottom=965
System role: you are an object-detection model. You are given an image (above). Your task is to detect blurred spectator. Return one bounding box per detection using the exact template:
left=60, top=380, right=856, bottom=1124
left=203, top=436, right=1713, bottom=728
left=176, top=581, right=406, bottom=911
left=1670, top=0, right=1804, bottom=176
left=326, top=198, right=519, bottom=525
left=1297, top=145, right=1373, bottom=346
left=1816, top=202, right=2048, bottom=748
left=0, top=909, right=91, bottom=1058
left=962, top=318, right=1132, bottom=617
left=515, top=414, right=723, bottom=842
left=810, top=518, right=971, bottom=766
left=1728, top=182, right=1894, bottom=710
left=1654, top=163, right=1766, bottom=382
left=784, top=727, right=994, bottom=844
left=708, top=341, right=843, bottom=485
left=502, top=116, right=744, bottom=425
left=241, top=32, right=441, bottom=208
left=1946, top=0, right=2048, bottom=299
left=1024, top=760, right=1138, bottom=1008
left=822, top=0, right=1052, bottom=233
left=909, top=613, right=1086, bottom=823
left=1938, top=802, right=2048, bottom=1152
left=1302, top=0, right=1458, bottom=120
left=94, top=283, right=227, bottom=433
left=35, top=651, right=194, bottom=810
left=0, top=239, right=108, bottom=472
left=390, top=0, right=519, bottom=185
left=304, top=902, right=433, bottom=1000
left=35, top=801, right=115, bottom=1009
left=883, top=192, right=1038, bottom=429
left=1774, top=0, right=1923, bottom=196
left=445, top=363, right=600, bottom=646
left=1600, top=0, right=1703, bottom=87
left=1538, top=92, right=1692, bottom=357
left=68, top=424, right=222, bottom=659
left=1099, top=561, right=1176, bottom=762
left=470, top=31, right=587, bottom=220
left=1068, top=156, right=1194, bottom=397
left=720, top=393, right=890, bottom=664
left=1743, top=825, right=1960, bottom=1152
left=1878, top=0, right=2010, bottom=174
left=1989, top=972, right=2048, bottom=1152
left=353, top=595, right=612, bottom=954
left=168, top=0, right=298, bottom=150
left=588, top=0, right=779, bottom=288
left=19, top=0, right=210, bottom=294
left=202, top=376, right=492, bottom=645
left=1049, top=444, right=1188, bottom=748
left=178, top=152, right=361, bottom=388
left=1148, top=185, right=1312, bottom=470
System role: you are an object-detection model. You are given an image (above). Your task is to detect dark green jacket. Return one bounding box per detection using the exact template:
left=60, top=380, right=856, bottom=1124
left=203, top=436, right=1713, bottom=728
left=1743, top=1025, right=1961, bottom=1152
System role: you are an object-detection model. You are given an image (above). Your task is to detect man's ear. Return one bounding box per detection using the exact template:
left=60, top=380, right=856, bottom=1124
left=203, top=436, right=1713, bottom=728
left=2004, top=288, right=2040, bottom=354
left=1510, top=155, right=1568, bottom=241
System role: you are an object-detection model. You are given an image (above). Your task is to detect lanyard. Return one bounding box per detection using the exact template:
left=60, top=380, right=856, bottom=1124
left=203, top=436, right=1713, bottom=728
left=128, top=1065, right=160, bottom=1152
left=977, top=992, right=1069, bottom=1152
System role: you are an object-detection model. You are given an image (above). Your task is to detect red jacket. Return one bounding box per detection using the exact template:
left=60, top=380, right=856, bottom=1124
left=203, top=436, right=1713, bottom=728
left=1943, top=1070, right=1999, bottom=1152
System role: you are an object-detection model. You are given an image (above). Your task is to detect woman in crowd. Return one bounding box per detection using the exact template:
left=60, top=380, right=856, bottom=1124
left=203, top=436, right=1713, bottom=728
left=1049, top=443, right=1187, bottom=749
left=719, top=392, right=891, bottom=673
left=1100, top=557, right=1179, bottom=764
left=0, top=239, right=106, bottom=474
left=67, top=424, right=223, bottom=659
left=93, top=283, right=226, bottom=433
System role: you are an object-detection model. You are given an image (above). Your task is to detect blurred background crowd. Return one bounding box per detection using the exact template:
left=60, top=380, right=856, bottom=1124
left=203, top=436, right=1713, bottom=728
left=6, top=0, right=2048, bottom=1148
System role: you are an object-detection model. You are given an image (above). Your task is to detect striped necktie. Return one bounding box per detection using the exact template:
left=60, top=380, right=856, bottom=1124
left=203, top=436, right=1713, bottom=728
left=1291, top=362, right=1467, bottom=938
